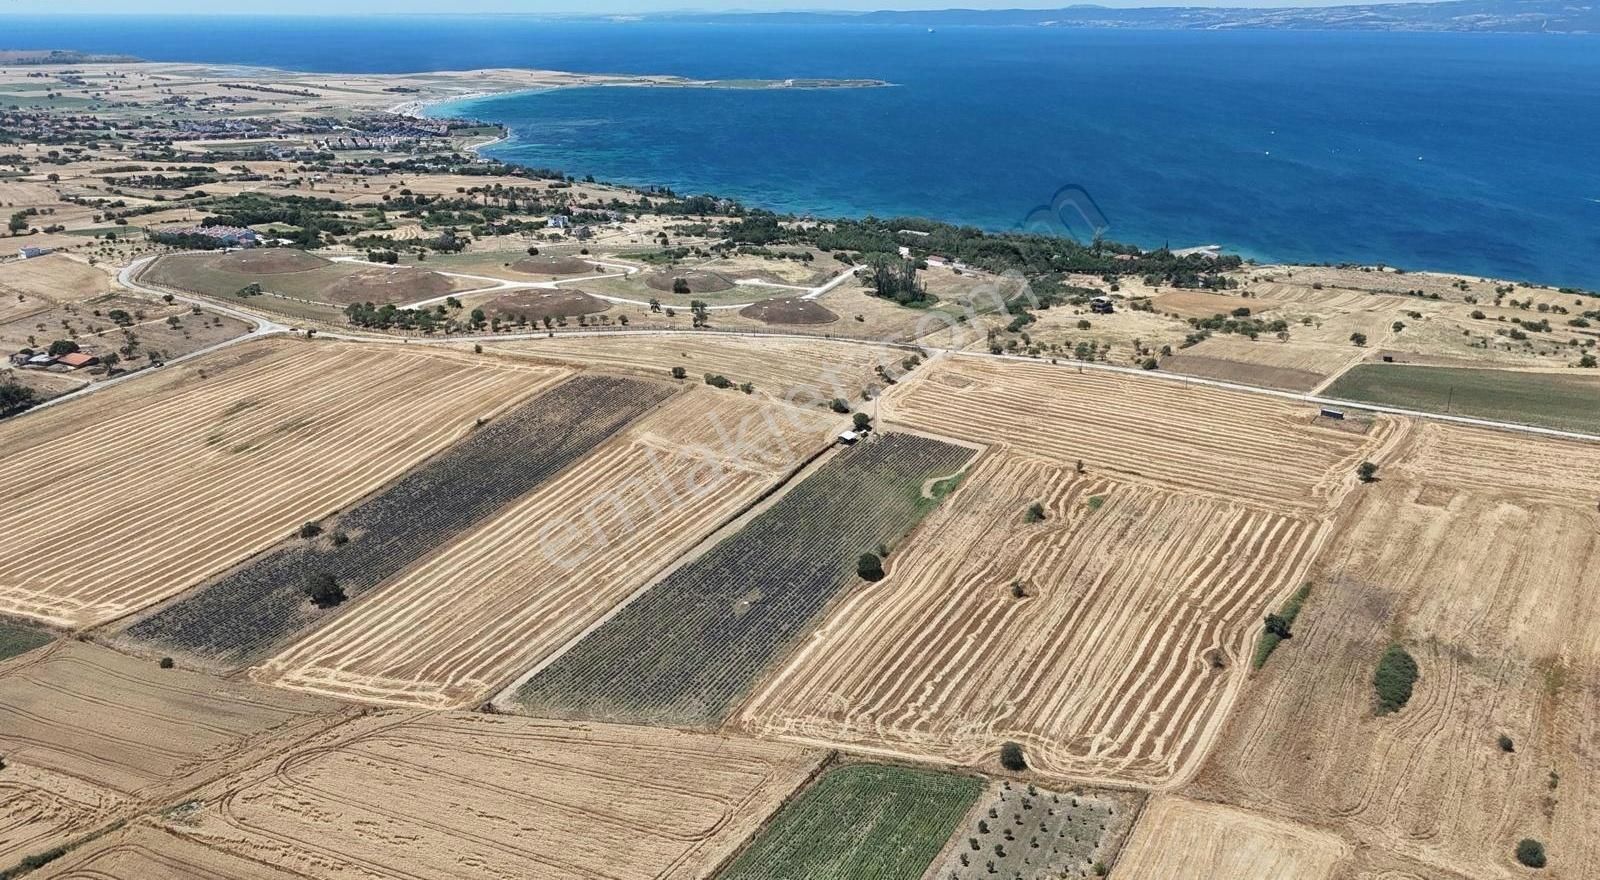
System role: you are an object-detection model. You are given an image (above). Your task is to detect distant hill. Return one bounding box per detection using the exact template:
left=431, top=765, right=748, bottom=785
left=653, top=0, right=1598, bottom=33
left=0, top=49, right=142, bottom=65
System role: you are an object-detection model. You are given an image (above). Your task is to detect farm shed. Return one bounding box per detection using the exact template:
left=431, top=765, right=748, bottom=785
left=57, top=352, right=99, bottom=369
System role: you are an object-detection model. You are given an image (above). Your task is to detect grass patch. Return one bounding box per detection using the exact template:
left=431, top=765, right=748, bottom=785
left=1374, top=643, right=1419, bottom=714
left=1252, top=583, right=1312, bottom=669
left=1086, top=495, right=1106, bottom=511
left=0, top=621, right=52, bottom=661
left=1325, top=364, right=1600, bottom=434
left=719, top=764, right=983, bottom=880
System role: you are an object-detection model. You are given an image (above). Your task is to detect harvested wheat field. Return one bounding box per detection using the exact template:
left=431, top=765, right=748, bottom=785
left=1161, top=335, right=1360, bottom=391
left=739, top=453, right=1323, bottom=786
left=0, top=339, right=558, bottom=627
left=99, top=712, right=823, bottom=880
left=0, top=641, right=343, bottom=868
left=256, top=389, right=837, bottom=708
left=885, top=355, right=1389, bottom=515
left=1114, top=796, right=1349, bottom=880
left=25, top=822, right=304, bottom=880
left=484, top=334, right=899, bottom=403
left=1187, top=421, right=1600, bottom=879
left=119, top=374, right=672, bottom=669
left=0, top=254, right=114, bottom=304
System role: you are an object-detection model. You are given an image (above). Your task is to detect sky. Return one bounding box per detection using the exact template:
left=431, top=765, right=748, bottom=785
left=0, top=0, right=1431, bottom=13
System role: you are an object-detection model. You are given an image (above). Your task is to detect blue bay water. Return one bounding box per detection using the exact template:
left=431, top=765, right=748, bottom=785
left=6, top=15, right=1600, bottom=287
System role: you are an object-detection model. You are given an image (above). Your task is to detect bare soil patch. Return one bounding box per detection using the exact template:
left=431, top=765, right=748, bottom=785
left=321, top=265, right=461, bottom=305
left=1160, top=352, right=1327, bottom=392
left=511, top=255, right=597, bottom=276
left=210, top=249, right=330, bottom=274
left=740, top=297, right=839, bottom=325
left=645, top=268, right=735, bottom=293
left=479, top=288, right=609, bottom=322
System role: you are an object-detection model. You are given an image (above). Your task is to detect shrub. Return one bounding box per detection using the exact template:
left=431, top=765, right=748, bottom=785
left=1350, top=331, right=1367, bottom=346
left=1358, top=461, right=1379, bottom=482
left=672, top=277, right=691, bottom=294
left=670, top=366, right=687, bottom=379
left=1025, top=502, right=1046, bottom=522
left=857, top=552, right=885, bottom=582
left=297, top=521, right=322, bottom=539
left=1374, top=643, right=1419, bottom=714
left=852, top=412, right=871, bottom=431
left=1498, top=734, right=1515, bottom=752
left=303, top=571, right=346, bottom=609
left=704, top=373, right=733, bottom=389
left=1253, top=584, right=1312, bottom=669
left=1515, top=838, right=1546, bottom=868
left=999, top=741, right=1027, bottom=771
left=330, top=531, right=349, bottom=547
left=829, top=397, right=850, bottom=413
left=158, top=656, right=174, bottom=669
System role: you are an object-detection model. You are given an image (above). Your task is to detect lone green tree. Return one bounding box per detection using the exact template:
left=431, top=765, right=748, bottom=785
left=303, top=571, right=346, bottom=609
left=999, top=741, right=1027, bottom=771
left=1515, top=838, right=1547, bottom=868
left=852, top=411, right=871, bottom=431
left=857, top=552, right=885, bottom=582
left=1358, top=461, right=1379, bottom=482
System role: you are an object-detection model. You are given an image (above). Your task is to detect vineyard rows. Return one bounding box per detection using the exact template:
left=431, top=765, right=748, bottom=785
left=255, top=390, right=836, bottom=709
left=0, top=341, right=550, bottom=627
left=121, top=374, right=675, bottom=667
left=511, top=432, right=976, bottom=725
left=718, top=763, right=983, bottom=880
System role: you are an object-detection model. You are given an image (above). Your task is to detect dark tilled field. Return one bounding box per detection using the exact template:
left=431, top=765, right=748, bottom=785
left=511, top=432, right=975, bottom=725
left=119, top=374, right=675, bottom=668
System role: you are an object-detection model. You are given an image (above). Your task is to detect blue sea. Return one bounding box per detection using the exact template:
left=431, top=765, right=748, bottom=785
left=7, top=15, right=1600, bottom=287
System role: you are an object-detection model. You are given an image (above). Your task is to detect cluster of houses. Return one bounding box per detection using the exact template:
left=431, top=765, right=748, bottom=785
left=9, top=349, right=100, bottom=371
left=158, top=225, right=260, bottom=247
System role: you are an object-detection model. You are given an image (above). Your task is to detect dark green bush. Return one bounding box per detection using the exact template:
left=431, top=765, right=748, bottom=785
left=1515, top=838, right=1546, bottom=868
left=1374, top=644, right=1419, bottom=714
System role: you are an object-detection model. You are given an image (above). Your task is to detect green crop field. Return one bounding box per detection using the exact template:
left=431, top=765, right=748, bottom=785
left=0, top=621, right=52, bottom=661
left=719, top=764, right=983, bottom=880
left=1325, top=364, right=1600, bottom=434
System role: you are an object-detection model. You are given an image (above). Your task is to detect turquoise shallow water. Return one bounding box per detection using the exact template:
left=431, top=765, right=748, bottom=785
left=8, top=16, right=1600, bottom=286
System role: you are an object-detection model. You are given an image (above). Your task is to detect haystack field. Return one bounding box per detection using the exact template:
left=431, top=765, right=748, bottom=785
left=0, top=641, right=343, bottom=868
left=738, top=453, right=1323, bottom=786
left=884, top=355, right=1390, bottom=515
left=1187, top=421, right=1600, bottom=878
left=484, top=334, right=899, bottom=403
left=256, top=390, right=837, bottom=708
left=107, top=712, right=824, bottom=880
left=1114, top=796, right=1349, bottom=879
left=0, top=340, right=558, bottom=627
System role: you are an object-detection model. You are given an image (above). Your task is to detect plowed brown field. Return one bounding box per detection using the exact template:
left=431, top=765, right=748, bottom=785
left=738, top=453, right=1323, bottom=786
left=63, top=712, right=824, bottom=880
left=1188, top=421, right=1600, bottom=879
left=0, top=340, right=560, bottom=627
left=255, top=389, right=837, bottom=709
left=884, top=356, right=1386, bottom=515
left=0, top=641, right=343, bottom=868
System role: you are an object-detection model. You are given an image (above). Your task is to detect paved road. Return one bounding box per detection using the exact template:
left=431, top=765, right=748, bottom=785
left=23, top=258, right=289, bottom=414
left=24, top=257, right=1600, bottom=446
